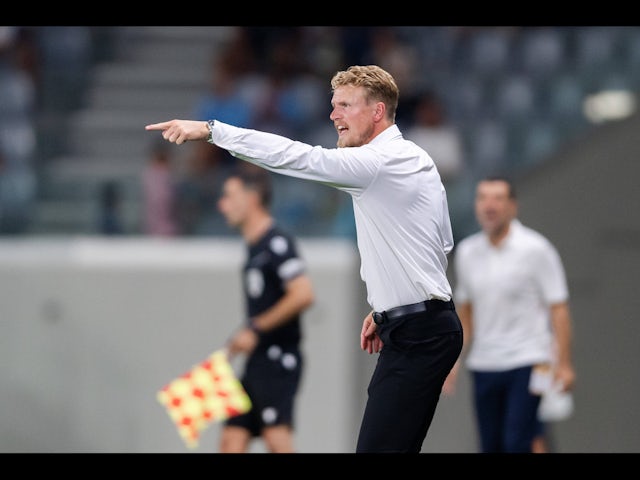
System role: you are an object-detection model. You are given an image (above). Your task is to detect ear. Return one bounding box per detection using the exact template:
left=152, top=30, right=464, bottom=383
left=374, top=101, right=386, bottom=122
left=510, top=200, right=519, bottom=217
left=247, top=189, right=261, bottom=205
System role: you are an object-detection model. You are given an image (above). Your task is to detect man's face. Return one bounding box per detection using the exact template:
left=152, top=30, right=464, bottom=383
left=217, top=177, right=252, bottom=229
left=330, top=85, right=377, bottom=148
left=475, top=180, right=517, bottom=235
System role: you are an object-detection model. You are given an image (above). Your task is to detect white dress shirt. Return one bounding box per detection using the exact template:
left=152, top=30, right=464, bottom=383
left=454, top=219, right=569, bottom=371
left=210, top=120, right=454, bottom=312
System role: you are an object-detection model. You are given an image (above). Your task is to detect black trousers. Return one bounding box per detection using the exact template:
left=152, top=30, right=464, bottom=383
left=356, top=303, right=463, bottom=453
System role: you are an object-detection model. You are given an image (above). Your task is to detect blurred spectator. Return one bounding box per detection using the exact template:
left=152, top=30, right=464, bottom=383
left=193, top=47, right=255, bottom=128
left=300, top=27, right=346, bottom=80
left=404, top=90, right=466, bottom=185
left=1, top=27, right=40, bottom=96
left=236, top=29, right=335, bottom=233
left=363, top=27, right=421, bottom=125
left=182, top=39, right=260, bottom=235
left=213, top=26, right=257, bottom=77
left=249, top=33, right=309, bottom=138
left=174, top=143, right=234, bottom=236
left=339, top=26, right=376, bottom=66
left=0, top=27, right=37, bottom=163
left=0, top=148, right=34, bottom=234
left=242, top=27, right=302, bottom=73
left=0, top=27, right=37, bottom=234
left=35, top=26, right=92, bottom=113
left=97, top=180, right=124, bottom=235
left=141, top=141, right=179, bottom=236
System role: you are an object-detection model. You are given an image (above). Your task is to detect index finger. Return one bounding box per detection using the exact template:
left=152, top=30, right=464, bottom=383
left=145, top=121, right=171, bottom=131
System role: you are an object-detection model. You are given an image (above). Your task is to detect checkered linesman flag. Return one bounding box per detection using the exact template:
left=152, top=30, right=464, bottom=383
left=157, top=349, right=252, bottom=449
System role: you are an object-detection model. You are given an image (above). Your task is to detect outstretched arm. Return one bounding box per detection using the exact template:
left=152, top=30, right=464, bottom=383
left=145, top=119, right=209, bottom=145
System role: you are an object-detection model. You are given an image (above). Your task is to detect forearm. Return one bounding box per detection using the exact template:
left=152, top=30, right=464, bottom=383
left=252, top=275, right=314, bottom=332
left=550, top=301, right=576, bottom=390
left=209, top=120, right=315, bottom=172
left=457, top=302, right=473, bottom=356
left=551, top=302, right=573, bottom=367
left=209, top=120, right=373, bottom=189
left=449, top=302, right=472, bottom=373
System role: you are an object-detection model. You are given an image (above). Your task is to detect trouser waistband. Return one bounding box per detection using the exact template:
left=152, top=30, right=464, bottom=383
left=373, top=299, right=455, bottom=325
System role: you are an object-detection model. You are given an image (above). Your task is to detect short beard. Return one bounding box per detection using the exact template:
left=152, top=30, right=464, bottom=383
left=336, top=125, right=374, bottom=148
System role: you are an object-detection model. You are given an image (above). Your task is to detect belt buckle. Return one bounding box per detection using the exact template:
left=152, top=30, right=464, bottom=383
left=372, top=311, right=385, bottom=325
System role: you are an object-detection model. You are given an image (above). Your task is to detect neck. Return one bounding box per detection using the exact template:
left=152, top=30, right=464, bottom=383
left=488, top=221, right=512, bottom=247
left=370, top=121, right=393, bottom=141
left=242, top=211, right=273, bottom=245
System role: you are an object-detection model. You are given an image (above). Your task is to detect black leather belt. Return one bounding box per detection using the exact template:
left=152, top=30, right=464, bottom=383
left=373, top=299, right=454, bottom=325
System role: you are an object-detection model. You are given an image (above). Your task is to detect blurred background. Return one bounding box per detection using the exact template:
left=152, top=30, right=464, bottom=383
left=1, top=26, right=639, bottom=453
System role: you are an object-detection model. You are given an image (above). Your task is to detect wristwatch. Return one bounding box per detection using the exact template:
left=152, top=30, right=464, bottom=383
left=206, top=120, right=215, bottom=142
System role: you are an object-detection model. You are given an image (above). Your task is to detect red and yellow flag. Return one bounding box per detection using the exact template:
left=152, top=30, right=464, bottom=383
left=157, top=349, right=252, bottom=449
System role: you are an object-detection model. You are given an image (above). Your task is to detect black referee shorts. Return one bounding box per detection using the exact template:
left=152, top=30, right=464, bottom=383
left=225, top=344, right=302, bottom=437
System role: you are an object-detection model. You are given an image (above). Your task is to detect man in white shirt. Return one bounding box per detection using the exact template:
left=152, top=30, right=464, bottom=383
left=146, top=65, right=462, bottom=453
left=445, top=175, right=576, bottom=452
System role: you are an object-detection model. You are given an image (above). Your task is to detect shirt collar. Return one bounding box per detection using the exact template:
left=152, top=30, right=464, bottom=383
left=369, top=124, right=402, bottom=146
left=482, top=218, right=522, bottom=249
left=501, top=218, right=522, bottom=248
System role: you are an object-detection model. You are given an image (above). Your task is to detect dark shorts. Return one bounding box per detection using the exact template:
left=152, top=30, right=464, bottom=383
left=225, top=343, right=303, bottom=437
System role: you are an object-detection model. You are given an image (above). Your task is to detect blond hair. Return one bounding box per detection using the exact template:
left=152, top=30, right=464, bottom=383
left=331, top=65, right=399, bottom=122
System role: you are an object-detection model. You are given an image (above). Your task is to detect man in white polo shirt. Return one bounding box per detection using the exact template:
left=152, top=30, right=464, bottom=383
left=445, top=175, right=576, bottom=453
